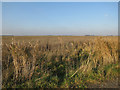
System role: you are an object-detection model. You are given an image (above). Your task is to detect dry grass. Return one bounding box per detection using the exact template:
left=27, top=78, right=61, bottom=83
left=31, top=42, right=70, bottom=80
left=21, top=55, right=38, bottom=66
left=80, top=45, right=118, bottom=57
left=2, top=36, right=119, bottom=88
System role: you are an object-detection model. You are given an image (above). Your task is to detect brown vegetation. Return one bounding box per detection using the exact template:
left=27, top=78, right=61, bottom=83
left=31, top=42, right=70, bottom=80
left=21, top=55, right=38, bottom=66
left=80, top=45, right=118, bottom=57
left=2, top=36, right=119, bottom=88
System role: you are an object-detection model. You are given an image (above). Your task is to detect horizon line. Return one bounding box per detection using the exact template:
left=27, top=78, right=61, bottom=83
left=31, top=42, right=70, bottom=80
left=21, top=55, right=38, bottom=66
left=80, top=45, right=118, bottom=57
left=1, top=35, right=118, bottom=36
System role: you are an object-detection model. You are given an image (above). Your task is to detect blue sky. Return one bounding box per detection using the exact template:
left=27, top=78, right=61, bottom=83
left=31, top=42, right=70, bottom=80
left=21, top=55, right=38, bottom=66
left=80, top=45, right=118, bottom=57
left=2, top=2, right=118, bottom=36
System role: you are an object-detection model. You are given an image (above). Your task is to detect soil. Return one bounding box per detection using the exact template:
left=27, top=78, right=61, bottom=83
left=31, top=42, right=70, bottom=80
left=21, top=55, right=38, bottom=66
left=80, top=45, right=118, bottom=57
left=87, top=78, right=120, bottom=88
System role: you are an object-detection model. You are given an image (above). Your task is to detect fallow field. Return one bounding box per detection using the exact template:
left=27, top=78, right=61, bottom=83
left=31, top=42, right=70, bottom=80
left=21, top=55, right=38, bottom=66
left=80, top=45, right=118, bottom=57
left=2, top=36, right=119, bottom=88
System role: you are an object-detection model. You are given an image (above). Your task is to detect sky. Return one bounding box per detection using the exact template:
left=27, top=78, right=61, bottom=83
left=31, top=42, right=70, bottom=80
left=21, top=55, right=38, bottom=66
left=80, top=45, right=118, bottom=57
left=0, top=2, right=2, bottom=35
left=2, top=2, right=118, bottom=36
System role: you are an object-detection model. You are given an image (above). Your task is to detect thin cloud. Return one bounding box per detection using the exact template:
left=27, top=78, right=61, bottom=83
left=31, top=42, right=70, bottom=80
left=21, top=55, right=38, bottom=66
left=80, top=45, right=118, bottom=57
left=104, top=14, right=109, bottom=17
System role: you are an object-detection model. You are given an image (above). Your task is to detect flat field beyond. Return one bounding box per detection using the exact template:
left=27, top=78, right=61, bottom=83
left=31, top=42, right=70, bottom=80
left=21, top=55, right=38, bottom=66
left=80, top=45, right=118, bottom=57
left=2, top=36, right=119, bottom=88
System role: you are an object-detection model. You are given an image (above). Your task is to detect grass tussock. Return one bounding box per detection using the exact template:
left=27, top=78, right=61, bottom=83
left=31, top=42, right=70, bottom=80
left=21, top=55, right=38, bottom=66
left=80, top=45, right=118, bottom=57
left=2, top=36, right=119, bottom=88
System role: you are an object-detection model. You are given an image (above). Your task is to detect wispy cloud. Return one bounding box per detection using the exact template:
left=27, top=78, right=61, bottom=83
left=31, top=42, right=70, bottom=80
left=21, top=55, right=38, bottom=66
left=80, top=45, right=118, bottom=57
left=104, top=14, right=109, bottom=17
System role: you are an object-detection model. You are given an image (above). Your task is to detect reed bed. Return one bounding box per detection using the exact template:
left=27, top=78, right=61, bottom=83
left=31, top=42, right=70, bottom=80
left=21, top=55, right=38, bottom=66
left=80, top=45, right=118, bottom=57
left=2, top=36, right=119, bottom=88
